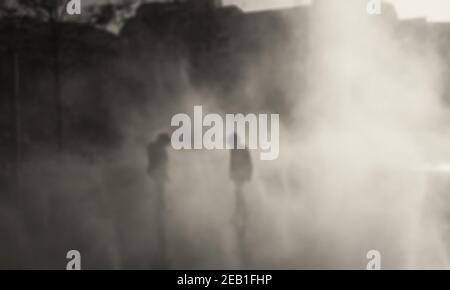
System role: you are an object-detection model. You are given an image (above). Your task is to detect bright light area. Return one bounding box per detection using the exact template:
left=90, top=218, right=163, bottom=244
left=386, top=0, right=450, bottom=22
left=224, top=0, right=450, bottom=21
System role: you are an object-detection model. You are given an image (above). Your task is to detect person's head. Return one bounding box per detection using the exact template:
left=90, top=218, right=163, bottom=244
left=157, top=133, right=171, bottom=147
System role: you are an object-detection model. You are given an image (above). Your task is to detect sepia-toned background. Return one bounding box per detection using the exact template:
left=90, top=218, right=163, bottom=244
left=1, top=0, right=450, bottom=269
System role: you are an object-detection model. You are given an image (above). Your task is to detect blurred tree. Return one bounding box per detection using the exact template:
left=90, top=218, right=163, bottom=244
left=18, top=0, right=67, bottom=20
left=0, top=0, right=24, bottom=204
left=92, top=3, right=116, bottom=26
left=0, top=0, right=20, bottom=16
left=88, top=0, right=140, bottom=32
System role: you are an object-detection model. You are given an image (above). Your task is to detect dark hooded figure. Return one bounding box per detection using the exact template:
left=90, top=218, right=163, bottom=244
left=147, top=133, right=171, bottom=183
left=229, top=133, right=253, bottom=266
left=230, top=133, right=253, bottom=187
left=147, top=133, right=171, bottom=268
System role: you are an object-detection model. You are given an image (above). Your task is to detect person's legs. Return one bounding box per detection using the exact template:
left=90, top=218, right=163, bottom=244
left=154, top=181, right=169, bottom=269
left=234, top=183, right=249, bottom=268
left=235, top=184, right=247, bottom=228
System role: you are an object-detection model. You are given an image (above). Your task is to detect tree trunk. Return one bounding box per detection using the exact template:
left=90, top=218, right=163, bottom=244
left=11, top=51, right=22, bottom=202
left=51, top=17, right=64, bottom=151
left=10, top=19, right=22, bottom=206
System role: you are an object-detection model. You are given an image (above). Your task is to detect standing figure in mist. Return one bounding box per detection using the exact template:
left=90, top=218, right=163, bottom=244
left=229, top=133, right=253, bottom=266
left=147, top=133, right=171, bottom=268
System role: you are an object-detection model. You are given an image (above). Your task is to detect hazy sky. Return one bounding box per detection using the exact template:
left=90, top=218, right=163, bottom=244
left=224, top=0, right=450, bottom=21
